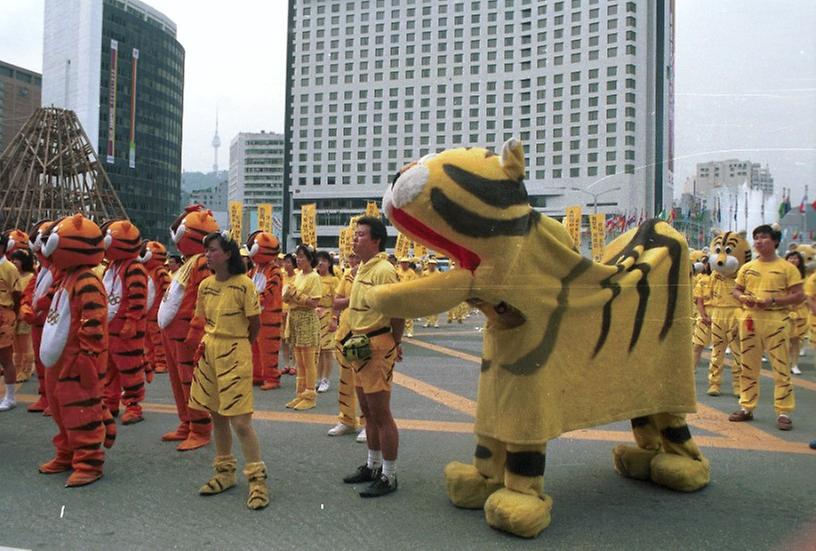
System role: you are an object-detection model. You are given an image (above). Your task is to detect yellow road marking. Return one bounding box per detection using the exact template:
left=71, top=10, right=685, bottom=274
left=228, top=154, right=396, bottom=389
left=403, top=338, right=482, bottom=364
left=393, top=371, right=477, bottom=416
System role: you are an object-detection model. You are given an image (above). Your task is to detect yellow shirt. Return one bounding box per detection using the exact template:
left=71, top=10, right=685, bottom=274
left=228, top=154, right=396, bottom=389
left=708, top=272, right=741, bottom=308
left=736, top=257, right=803, bottom=308
left=692, top=274, right=712, bottom=306
left=292, top=271, right=322, bottom=305
left=318, top=274, right=339, bottom=309
left=335, top=268, right=354, bottom=299
left=349, top=252, right=398, bottom=333
left=804, top=272, right=816, bottom=298
left=0, top=257, right=22, bottom=309
left=195, top=274, right=261, bottom=338
left=397, top=266, right=418, bottom=283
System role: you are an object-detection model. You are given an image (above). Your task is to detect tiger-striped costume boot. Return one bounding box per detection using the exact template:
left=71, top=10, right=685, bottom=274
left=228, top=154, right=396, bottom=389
left=199, top=455, right=237, bottom=495
left=244, top=461, right=270, bottom=510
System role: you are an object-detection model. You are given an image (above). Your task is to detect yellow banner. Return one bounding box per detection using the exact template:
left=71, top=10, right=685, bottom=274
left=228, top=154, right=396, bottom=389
left=563, top=206, right=582, bottom=247
left=228, top=201, right=243, bottom=242
left=395, top=233, right=410, bottom=258
left=257, top=203, right=272, bottom=233
left=413, top=241, right=427, bottom=258
left=590, top=213, right=606, bottom=261
left=300, top=203, right=317, bottom=247
left=365, top=201, right=380, bottom=219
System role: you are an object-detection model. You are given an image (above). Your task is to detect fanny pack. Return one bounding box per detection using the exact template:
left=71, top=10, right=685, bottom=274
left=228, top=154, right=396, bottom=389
left=340, top=326, right=390, bottom=361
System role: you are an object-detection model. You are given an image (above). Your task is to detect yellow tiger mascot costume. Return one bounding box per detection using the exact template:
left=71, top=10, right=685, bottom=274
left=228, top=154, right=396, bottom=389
left=784, top=242, right=814, bottom=373
left=101, top=220, right=149, bottom=424
left=140, top=241, right=171, bottom=377
left=368, top=139, right=710, bottom=538
left=705, top=232, right=750, bottom=396
left=246, top=230, right=283, bottom=390
left=38, top=214, right=116, bottom=487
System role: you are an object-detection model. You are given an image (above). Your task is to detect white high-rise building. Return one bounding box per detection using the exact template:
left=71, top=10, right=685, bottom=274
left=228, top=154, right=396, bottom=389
left=685, top=159, right=774, bottom=196
left=229, top=131, right=285, bottom=233
left=283, top=0, right=675, bottom=248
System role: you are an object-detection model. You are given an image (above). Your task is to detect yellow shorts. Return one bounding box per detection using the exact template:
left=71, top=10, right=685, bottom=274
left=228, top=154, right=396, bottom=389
left=190, top=335, right=253, bottom=416
left=351, top=332, right=397, bottom=394
left=0, top=308, right=16, bottom=350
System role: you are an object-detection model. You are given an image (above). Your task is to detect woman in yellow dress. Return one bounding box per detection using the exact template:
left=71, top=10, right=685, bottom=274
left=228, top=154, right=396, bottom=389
left=315, top=250, right=339, bottom=393
left=10, top=249, right=35, bottom=382
left=280, top=253, right=297, bottom=375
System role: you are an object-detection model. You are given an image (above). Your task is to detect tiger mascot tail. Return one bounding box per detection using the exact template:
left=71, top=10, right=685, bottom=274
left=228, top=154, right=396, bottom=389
left=140, top=241, right=171, bottom=378
left=101, top=220, right=149, bottom=424
left=246, top=230, right=283, bottom=389
left=38, top=214, right=115, bottom=487
left=19, top=220, right=59, bottom=413
left=157, top=204, right=218, bottom=451
left=368, top=139, right=710, bottom=538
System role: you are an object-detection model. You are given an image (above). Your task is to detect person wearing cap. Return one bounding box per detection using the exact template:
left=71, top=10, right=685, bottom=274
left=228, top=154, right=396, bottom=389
left=422, top=259, right=440, bottom=328
left=396, top=257, right=418, bottom=338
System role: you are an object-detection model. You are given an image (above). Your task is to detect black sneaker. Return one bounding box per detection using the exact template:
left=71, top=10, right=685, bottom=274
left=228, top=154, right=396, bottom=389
left=342, top=464, right=379, bottom=484
left=359, top=474, right=398, bottom=498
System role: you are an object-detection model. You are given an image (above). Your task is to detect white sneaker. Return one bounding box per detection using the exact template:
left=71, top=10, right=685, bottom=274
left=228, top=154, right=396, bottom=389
left=791, top=365, right=802, bottom=375
left=0, top=397, right=17, bottom=411
left=317, top=379, right=330, bottom=393
left=327, top=422, right=357, bottom=436
left=356, top=428, right=367, bottom=443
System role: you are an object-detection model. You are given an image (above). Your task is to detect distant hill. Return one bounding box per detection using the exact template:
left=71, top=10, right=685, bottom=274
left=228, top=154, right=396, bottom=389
left=182, top=170, right=227, bottom=193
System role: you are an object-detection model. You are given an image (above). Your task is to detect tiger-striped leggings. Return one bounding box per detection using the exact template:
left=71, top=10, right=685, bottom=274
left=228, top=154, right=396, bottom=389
left=333, top=342, right=363, bottom=429
left=738, top=310, right=795, bottom=415
left=163, top=332, right=212, bottom=438
left=251, top=311, right=282, bottom=385
left=104, top=320, right=147, bottom=413
left=145, top=318, right=167, bottom=373
left=707, top=307, right=742, bottom=393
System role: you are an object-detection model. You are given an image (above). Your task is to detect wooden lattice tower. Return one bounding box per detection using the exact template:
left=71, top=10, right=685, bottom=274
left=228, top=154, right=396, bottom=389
left=0, top=107, right=128, bottom=232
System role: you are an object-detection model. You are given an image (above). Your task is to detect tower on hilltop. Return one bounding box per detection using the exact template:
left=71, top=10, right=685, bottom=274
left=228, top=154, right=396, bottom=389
left=212, top=108, right=221, bottom=173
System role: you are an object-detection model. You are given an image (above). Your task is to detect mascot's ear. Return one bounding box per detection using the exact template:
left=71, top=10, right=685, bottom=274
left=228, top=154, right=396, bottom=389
left=789, top=242, right=799, bottom=251
left=71, top=213, right=84, bottom=230
left=500, top=138, right=525, bottom=182
left=738, top=231, right=747, bottom=239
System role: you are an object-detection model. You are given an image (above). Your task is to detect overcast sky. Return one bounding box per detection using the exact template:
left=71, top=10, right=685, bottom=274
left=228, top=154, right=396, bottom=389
left=1, top=0, right=814, bottom=201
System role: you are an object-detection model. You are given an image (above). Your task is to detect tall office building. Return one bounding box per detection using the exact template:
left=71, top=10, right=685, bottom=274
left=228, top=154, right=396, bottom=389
left=0, top=61, right=42, bottom=154
left=686, top=159, right=774, bottom=196
left=229, top=131, right=286, bottom=235
left=42, top=0, right=184, bottom=241
left=284, top=0, right=674, bottom=248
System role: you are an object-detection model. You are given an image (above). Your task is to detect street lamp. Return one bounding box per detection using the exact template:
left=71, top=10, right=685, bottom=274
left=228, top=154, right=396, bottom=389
left=570, top=186, right=622, bottom=214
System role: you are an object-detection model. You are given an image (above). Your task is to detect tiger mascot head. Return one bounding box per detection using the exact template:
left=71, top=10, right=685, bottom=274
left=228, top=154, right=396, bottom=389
left=4, top=229, right=30, bottom=260
left=785, top=242, right=816, bottom=274
left=709, top=231, right=750, bottom=278
left=170, top=204, right=219, bottom=257
left=41, top=214, right=105, bottom=269
left=28, top=219, right=53, bottom=265
left=139, top=240, right=167, bottom=270
left=246, top=230, right=280, bottom=265
left=689, top=249, right=709, bottom=275
left=102, top=219, right=142, bottom=262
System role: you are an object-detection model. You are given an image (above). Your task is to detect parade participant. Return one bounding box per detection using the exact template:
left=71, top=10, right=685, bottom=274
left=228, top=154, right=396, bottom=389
left=281, top=245, right=321, bottom=410
left=101, top=220, right=149, bottom=424
left=327, top=252, right=366, bottom=439
left=280, top=253, right=297, bottom=375
left=10, top=249, right=35, bottom=382
left=315, top=250, right=338, bottom=393
left=3, top=229, right=30, bottom=260
left=0, top=233, right=22, bottom=411
left=704, top=232, right=750, bottom=396
left=18, top=220, right=58, bottom=413
left=341, top=216, right=403, bottom=497
left=167, top=254, right=182, bottom=274
left=246, top=231, right=283, bottom=390
left=730, top=225, right=803, bottom=430
left=140, top=241, right=171, bottom=376
left=191, top=232, right=268, bottom=510
left=422, top=258, right=440, bottom=328
left=37, top=214, right=115, bottom=486
left=158, top=205, right=218, bottom=451
left=396, top=257, right=418, bottom=337
left=783, top=250, right=807, bottom=375
left=692, top=256, right=712, bottom=369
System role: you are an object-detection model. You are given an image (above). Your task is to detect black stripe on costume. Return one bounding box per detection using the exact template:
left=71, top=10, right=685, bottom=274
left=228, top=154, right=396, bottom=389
left=661, top=425, right=692, bottom=444
left=68, top=420, right=103, bottom=432
left=474, top=445, right=492, bottom=459
left=64, top=397, right=102, bottom=408
left=506, top=451, right=546, bottom=477
left=442, top=163, right=528, bottom=208
left=430, top=187, right=540, bottom=238
left=631, top=416, right=650, bottom=428
left=224, top=394, right=243, bottom=411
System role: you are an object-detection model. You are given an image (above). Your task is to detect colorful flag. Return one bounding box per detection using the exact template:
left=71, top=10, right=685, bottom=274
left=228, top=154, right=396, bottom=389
left=800, top=193, right=808, bottom=214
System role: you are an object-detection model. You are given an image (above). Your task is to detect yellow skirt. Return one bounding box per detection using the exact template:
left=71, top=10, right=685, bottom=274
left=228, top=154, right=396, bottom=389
left=190, top=335, right=253, bottom=416
left=288, top=308, right=320, bottom=347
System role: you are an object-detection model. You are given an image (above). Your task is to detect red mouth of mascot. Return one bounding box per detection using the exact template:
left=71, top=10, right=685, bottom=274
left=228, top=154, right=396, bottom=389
left=390, top=207, right=481, bottom=271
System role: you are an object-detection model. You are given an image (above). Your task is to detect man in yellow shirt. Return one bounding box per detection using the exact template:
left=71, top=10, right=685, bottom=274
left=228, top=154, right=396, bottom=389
left=341, top=216, right=404, bottom=497
left=0, top=234, right=22, bottom=411
left=730, top=225, right=803, bottom=430
left=396, top=257, right=418, bottom=337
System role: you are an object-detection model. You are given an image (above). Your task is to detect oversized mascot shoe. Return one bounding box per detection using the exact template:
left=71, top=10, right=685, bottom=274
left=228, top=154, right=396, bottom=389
left=612, top=444, right=660, bottom=481
left=65, top=470, right=103, bottom=488
left=484, top=488, right=553, bottom=539
left=161, top=422, right=190, bottom=442
left=444, top=461, right=503, bottom=509
left=177, top=433, right=210, bottom=452
left=613, top=445, right=710, bottom=491
left=121, top=405, right=144, bottom=425
left=39, top=453, right=73, bottom=474
left=244, top=462, right=270, bottom=510
left=200, top=455, right=237, bottom=495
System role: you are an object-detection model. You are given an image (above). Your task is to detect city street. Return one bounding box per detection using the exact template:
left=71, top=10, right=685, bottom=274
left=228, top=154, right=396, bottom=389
left=2, top=314, right=815, bottom=550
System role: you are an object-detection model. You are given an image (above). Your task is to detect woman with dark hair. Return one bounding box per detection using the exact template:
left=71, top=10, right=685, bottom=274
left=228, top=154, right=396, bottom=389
left=315, top=250, right=338, bottom=393
left=10, top=249, right=35, bottom=382
left=189, top=231, right=268, bottom=510
left=281, top=244, right=322, bottom=410
left=280, top=253, right=297, bottom=375
left=785, top=250, right=807, bottom=375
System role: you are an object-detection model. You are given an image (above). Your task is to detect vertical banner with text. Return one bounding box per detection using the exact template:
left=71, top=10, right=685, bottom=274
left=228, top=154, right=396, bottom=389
left=257, top=203, right=273, bottom=233
left=228, top=201, right=243, bottom=242
left=590, top=213, right=606, bottom=261
left=413, top=242, right=427, bottom=258
left=300, top=203, right=317, bottom=247
left=365, top=201, right=380, bottom=219
left=563, top=206, right=583, bottom=247
left=395, top=233, right=410, bottom=258
left=106, top=39, right=118, bottom=164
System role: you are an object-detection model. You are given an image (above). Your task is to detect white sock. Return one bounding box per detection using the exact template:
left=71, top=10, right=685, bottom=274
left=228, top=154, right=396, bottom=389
left=382, top=459, right=397, bottom=481
left=367, top=449, right=382, bottom=470
left=4, top=385, right=15, bottom=400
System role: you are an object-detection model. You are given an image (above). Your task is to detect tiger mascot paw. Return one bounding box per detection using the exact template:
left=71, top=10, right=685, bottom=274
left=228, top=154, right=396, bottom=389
left=612, top=444, right=660, bottom=481
left=444, top=461, right=503, bottom=509
left=483, top=488, right=552, bottom=539
left=649, top=453, right=710, bottom=492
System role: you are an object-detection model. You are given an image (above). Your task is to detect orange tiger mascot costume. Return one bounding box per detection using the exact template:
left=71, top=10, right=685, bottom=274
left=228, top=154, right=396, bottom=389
left=4, top=229, right=30, bottom=260
left=247, top=230, right=283, bottom=390
left=101, top=220, right=149, bottom=424
left=140, top=241, right=170, bottom=378
left=19, top=221, right=58, bottom=414
left=158, top=205, right=217, bottom=451
left=38, top=214, right=115, bottom=487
